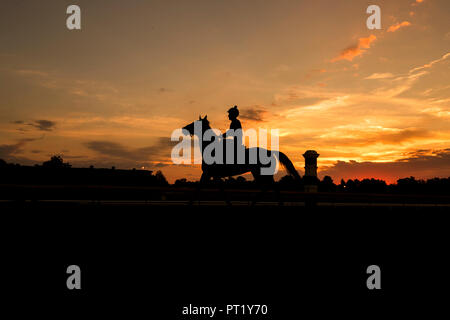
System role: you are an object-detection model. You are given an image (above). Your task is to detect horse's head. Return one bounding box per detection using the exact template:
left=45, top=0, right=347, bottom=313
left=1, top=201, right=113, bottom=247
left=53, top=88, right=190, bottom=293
left=182, top=115, right=210, bottom=137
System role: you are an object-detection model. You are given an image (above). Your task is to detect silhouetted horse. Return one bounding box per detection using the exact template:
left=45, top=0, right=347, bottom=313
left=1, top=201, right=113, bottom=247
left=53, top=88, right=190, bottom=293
left=183, top=116, right=301, bottom=185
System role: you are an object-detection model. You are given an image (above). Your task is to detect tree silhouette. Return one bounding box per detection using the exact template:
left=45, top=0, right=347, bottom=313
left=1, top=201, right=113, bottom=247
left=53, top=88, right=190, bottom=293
left=319, top=175, right=336, bottom=192
left=43, top=155, right=71, bottom=168
left=155, top=170, right=168, bottom=185
left=175, top=178, right=188, bottom=186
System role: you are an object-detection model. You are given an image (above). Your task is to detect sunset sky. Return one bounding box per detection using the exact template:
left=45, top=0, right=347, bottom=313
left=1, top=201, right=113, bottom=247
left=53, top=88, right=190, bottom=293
left=1, top=0, right=449, bottom=183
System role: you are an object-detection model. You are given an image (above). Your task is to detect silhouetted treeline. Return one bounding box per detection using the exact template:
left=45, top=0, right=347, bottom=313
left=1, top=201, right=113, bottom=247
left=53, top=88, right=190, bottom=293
left=0, top=156, right=168, bottom=187
left=1, top=157, right=450, bottom=194
left=321, top=175, right=450, bottom=194
left=174, top=174, right=450, bottom=194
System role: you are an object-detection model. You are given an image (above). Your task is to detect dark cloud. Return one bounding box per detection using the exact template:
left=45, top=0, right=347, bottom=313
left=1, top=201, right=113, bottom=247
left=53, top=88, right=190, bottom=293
left=14, top=119, right=56, bottom=131
left=158, top=88, right=171, bottom=93
left=0, top=138, right=37, bottom=160
left=320, top=149, right=450, bottom=182
left=29, top=120, right=56, bottom=131
left=0, top=143, right=23, bottom=158
left=61, top=154, right=85, bottom=159
left=85, top=141, right=131, bottom=158
left=154, top=162, right=169, bottom=168
left=240, top=106, right=267, bottom=122
left=84, top=137, right=177, bottom=162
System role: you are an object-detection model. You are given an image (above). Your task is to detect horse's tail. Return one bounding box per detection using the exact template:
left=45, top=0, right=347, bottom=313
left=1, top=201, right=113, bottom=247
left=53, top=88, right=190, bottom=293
left=277, top=152, right=301, bottom=181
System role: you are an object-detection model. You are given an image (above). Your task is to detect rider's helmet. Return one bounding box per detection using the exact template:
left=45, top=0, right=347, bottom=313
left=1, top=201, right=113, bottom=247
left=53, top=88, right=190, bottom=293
left=227, top=105, right=239, bottom=118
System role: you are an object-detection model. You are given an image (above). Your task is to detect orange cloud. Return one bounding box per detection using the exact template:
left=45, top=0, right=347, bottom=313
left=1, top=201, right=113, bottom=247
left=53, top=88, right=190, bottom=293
left=387, top=21, right=411, bottom=33
left=331, top=35, right=377, bottom=62
left=365, top=72, right=394, bottom=79
left=305, top=69, right=327, bottom=79
left=409, top=52, right=450, bottom=73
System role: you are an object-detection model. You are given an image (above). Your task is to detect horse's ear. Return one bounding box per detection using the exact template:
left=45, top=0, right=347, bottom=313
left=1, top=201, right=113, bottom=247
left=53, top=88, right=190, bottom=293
left=204, top=115, right=208, bottom=120
left=199, top=115, right=202, bottom=120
